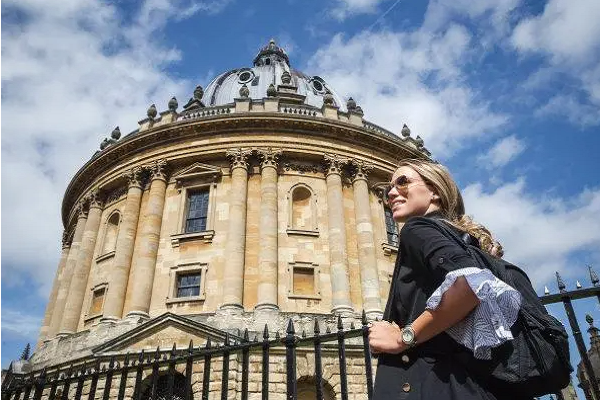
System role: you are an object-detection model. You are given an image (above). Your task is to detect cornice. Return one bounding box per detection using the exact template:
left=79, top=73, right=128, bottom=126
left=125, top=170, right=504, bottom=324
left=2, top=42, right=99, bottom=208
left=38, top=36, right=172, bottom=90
left=62, top=113, right=428, bottom=226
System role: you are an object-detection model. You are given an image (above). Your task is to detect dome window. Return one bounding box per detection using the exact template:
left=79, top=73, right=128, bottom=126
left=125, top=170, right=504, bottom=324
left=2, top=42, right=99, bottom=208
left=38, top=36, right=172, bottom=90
left=311, top=77, right=326, bottom=94
left=265, top=58, right=271, bottom=65
left=238, top=70, right=254, bottom=84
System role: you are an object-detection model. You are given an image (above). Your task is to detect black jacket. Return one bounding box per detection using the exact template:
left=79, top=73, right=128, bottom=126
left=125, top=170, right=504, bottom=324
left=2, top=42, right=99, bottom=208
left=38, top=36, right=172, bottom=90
left=373, top=212, right=532, bottom=400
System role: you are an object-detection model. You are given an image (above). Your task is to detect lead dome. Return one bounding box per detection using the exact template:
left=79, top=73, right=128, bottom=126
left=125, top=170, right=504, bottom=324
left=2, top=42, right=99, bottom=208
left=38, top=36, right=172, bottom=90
left=201, top=39, right=346, bottom=110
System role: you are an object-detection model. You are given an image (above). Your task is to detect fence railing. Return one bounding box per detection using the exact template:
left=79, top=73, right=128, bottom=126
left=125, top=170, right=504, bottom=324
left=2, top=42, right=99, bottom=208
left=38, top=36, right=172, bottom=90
left=3, top=269, right=600, bottom=400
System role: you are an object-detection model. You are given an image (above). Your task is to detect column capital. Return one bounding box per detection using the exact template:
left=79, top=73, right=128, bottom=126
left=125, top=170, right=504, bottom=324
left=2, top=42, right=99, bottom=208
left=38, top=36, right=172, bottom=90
left=256, top=148, right=282, bottom=170
left=323, top=154, right=350, bottom=177
left=75, top=202, right=88, bottom=219
left=350, top=159, right=374, bottom=183
left=146, top=159, right=169, bottom=182
left=123, top=166, right=143, bottom=189
left=226, top=148, right=252, bottom=171
left=87, top=189, right=104, bottom=210
left=62, top=230, right=71, bottom=249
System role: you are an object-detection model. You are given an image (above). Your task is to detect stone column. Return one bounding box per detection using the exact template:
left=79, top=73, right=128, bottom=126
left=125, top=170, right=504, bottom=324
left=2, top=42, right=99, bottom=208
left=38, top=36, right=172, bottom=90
left=49, top=205, right=88, bottom=338
left=351, top=160, right=383, bottom=319
left=324, top=154, right=353, bottom=314
left=125, top=160, right=168, bottom=318
left=101, top=168, right=143, bottom=322
left=221, top=148, right=251, bottom=311
left=255, top=148, right=282, bottom=311
left=37, top=232, right=70, bottom=346
left=60, top=190, right=104, bottom=334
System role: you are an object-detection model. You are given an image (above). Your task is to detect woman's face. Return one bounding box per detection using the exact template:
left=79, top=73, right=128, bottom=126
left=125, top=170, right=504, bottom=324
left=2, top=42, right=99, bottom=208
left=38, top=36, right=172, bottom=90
left=387, top=166, right=440, bottom=223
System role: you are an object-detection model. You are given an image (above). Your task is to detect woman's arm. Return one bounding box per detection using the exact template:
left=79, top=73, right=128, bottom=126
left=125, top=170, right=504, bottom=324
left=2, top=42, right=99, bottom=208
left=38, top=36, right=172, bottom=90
left=369, top=276, right=479, bottom=354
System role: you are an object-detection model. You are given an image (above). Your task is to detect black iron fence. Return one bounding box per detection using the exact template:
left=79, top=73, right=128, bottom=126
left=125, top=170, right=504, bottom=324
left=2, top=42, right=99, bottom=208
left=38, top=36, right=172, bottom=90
left=2, top=269, right=600, bottom=400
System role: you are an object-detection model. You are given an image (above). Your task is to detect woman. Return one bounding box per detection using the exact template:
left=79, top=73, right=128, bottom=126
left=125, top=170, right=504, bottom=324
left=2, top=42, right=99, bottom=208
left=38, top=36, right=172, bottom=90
left=369, top=159, right=524, bottom=399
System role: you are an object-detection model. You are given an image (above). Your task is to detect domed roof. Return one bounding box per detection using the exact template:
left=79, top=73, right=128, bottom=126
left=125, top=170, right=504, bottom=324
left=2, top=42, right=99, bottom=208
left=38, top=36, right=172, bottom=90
left=201, top=39, right=346, bottom=110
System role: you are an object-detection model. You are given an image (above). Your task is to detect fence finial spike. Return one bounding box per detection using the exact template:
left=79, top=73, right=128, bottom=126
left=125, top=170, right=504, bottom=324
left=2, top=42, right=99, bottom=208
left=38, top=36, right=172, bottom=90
left=337, top=315, right=344, bottom=330
left=361, top=309, right=368, bottom=325
left=205, top=337, right=211, bottom=348
left=555, top=271, right=566, bottom=292
left=302, top=329, right=307, bottom=338
left=243, top=328, right=249, bottom=341
left=171, top=342, right=177, bottom=354
left=138, top=349, right=145, bottom=362
left=576, top=280, right=582, bottom=289
left=154, top=346, right=161, bottom=360
left=263, top=324, right=269, bottom=339
left=544, top=286, right=550, bottom=295
left=224, top=332, right=230, bottom=346
left=313, top=319, right=320, bottom=335
left=275, top=331, right=281, bottom=340
left=589, top=265, right=599, bottom=287
left=286, top=319, right=295, bottom=335
left=108, top=356, right=116, bottom=369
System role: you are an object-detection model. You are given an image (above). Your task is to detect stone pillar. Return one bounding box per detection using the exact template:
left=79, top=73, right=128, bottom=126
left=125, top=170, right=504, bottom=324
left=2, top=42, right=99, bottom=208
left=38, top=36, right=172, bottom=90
left=37, top=232, right=70, bottom=346
left=60, top=190, right=104, bottom=334
left=101, top=168, right=143, bottom=322
left=324, top=154, right=353, bottom=314
left=125, top=160, right=168, bottom=318
left=221, top=148, right=251, bottom=311
left=255, top=149, right=282, bottom=311
left=49, top=205, right=87, bottom=338
left=351, top=160, right=383, bottom=319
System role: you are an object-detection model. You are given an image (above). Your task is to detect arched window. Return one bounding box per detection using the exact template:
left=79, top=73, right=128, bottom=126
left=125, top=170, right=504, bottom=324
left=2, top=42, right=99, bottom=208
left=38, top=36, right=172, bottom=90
left=384, top=206, right=399, bottom=246
left=291, top=186, right=312, bottom=230
left=296, top=376, right=336, bottom=400
left=102, top=212, right=120, bottom=254
left=141, top=372, right=187, bottom=400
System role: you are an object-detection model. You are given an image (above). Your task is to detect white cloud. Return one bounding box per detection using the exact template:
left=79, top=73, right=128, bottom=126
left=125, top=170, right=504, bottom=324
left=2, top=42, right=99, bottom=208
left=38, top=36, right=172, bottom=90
left=463, top=179, right=600, bottom=286
left=477, top=135, right=525, bottom=169
left=307, top=29, right=507, bottom=155
left=511, top=0, right=600, bottom=127
left=1, top=308, right=42, bottom=341
left=329, top=0, right=387, bottom=20
left=1, top=0, right=230, bottom=297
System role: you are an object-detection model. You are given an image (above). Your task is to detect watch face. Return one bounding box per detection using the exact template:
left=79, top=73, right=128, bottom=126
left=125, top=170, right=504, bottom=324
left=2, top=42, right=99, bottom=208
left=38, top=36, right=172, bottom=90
left=402, top=328, right=415, bottom=344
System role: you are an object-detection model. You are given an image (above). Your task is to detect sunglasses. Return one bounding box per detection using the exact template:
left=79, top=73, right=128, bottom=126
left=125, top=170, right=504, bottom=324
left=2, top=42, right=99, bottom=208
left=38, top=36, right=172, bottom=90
left=383, top=175, right=426, bottom=204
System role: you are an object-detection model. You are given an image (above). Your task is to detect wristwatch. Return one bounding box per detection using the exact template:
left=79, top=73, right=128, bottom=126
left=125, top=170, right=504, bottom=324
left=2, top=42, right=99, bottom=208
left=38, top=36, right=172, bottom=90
left=400, top=325, right=417, bottom=347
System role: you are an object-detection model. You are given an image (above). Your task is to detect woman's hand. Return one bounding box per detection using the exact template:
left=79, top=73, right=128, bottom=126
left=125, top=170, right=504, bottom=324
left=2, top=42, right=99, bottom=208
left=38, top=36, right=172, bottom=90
left=368, top=321, right=405, bottom=355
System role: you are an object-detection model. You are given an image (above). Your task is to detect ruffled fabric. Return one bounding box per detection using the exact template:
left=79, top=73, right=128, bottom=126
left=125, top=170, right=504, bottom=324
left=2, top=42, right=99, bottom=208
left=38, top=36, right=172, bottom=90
left=425, top=267, right=522, bottom=360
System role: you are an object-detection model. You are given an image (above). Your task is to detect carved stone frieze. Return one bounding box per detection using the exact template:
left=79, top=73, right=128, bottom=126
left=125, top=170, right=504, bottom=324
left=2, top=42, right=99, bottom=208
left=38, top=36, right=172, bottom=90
left=282, top=162, right=323, bottom=174
left=256, top=148, right=282, bottom=169
left=75, top=202, right=89, bottom=219
left=226, top=148, right=252, bottom=171
left=105, top=186, right=128, bottom=205
left=323, top=154, right=350, bottom=176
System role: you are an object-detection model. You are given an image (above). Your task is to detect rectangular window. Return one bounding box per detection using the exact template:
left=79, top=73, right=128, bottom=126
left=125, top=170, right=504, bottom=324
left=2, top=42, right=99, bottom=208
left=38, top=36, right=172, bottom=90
left=176, top=273, right=201, bottom=298
left=185, top=190, right=209, bottom=233
left=89, top=288, right=105, bottom=315
left=293, top=267, right=315, bottom=295
left=384, top=207, right=399, bottom=246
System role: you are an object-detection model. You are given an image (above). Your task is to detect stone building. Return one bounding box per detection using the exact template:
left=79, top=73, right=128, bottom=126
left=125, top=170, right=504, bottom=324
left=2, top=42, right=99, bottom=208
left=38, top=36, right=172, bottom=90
left=25, top=39, right=430, bottom=399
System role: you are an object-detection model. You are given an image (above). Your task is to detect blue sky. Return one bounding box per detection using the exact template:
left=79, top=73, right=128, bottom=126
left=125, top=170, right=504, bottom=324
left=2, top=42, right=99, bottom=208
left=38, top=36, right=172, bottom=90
left=2, top=0, right=600, bottom=395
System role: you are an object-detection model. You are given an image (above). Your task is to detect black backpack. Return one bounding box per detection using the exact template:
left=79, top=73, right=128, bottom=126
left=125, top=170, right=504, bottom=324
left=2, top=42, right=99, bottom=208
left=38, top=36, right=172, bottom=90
left=430, top=219, right=573, bottom=397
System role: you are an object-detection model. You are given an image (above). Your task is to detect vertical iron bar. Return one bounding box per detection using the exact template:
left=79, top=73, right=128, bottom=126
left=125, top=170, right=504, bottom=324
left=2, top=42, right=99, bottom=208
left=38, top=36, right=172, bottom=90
left=116, top=354, right=130, bottom=400
left=184, top=340, right=194, bottom=400
left=241, top=329, right=250, bottom=400
left=22, top=374, right=34, bottom=400
left=262, top=325, right=270, bottom=400
left=74, top=364, right=86, bottom=400
left=202, top=339, right=212, bottom=400
left=337, top=316, right=349, bottom=400
left=32, top=368, right=47, bottom=400
left=167, top=343, right=177, bottom=400
left=313, top=319, right=324, bottom=400
left=102, top=357, right=116, bottom=400
left=285, top=319, right=297, bottom=400
left=132, top=350, right=145, bottom=400
left=561, top=296, right=600, bottom=397
left=13, top=387, right=22, bottom=400
left=221, top=333, right=231, bottom=400
left=60, top=365, right=73, bottom=400
left=361, top=311, right=374, bottom=400
left=149, top=347, right=161, bottom=400
left=87, top=359, right=100, bottom=400
left=47, top=369, right=59, bottom=400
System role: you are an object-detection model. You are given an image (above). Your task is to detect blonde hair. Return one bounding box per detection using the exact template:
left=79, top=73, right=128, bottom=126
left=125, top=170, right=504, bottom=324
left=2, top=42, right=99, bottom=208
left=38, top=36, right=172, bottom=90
left=396, top=159, right=504, bottom=257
